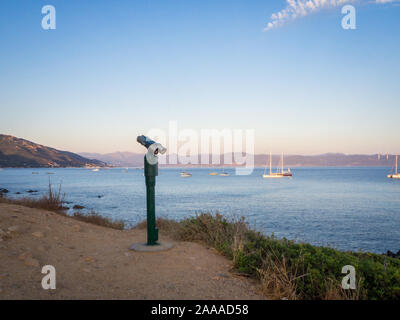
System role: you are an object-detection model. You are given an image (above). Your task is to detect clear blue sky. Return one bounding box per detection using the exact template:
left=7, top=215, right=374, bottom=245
left=0, top=0, right=399, bottom=154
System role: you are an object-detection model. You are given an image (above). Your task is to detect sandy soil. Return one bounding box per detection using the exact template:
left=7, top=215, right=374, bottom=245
left=0, top=203, right=263, bottom=299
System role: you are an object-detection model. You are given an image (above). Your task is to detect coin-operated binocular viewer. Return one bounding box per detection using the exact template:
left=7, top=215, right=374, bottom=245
left=130, top=136, right=173, bottom=251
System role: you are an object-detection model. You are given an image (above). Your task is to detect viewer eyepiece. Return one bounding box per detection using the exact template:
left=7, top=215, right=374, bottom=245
left=137, top=135, right=156, bottom=149
left=136, top=135, right=167, bottom=163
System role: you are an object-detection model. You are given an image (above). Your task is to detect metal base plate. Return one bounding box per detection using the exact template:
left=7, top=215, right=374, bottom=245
left=129, top=242, right=174, bottom=252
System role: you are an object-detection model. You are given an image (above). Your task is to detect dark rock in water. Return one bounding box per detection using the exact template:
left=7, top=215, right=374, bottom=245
left=384, top=250, right=400, bottom=259
left=97, top=195, right=103, bottom=199
left=27, top=190, right=38, bottom=193
left=0, top=188, right=9, bottom=194
left=386, top=250, right=396, bottom=258
left=73, top=205, right=85, bottom=210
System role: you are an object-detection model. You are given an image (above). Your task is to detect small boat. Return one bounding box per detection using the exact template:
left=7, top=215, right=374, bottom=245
left=263, top=152, right=292, bottom=178
left=92, top=168, right=99, bottom=172
left=388, top=155, right=400, bottom=179
left=180, top=172, right=192, bottom=177
left=209, top=172, right=218, bottom=176
left=220, top=167, right=229, bottom=176
left=283, top=168, right=292, bottom=177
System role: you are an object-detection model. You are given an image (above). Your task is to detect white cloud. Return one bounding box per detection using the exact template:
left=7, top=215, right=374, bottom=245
left=264, top=0, right=397, bottom=31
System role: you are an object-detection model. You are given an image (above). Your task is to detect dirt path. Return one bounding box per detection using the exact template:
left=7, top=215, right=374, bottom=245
left=0, top=203, right=263, bottom=299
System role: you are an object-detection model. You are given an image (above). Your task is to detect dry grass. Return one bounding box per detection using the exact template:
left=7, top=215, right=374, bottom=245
left=0, top=183, right=124, bottom=230
left=135, top=217, right=181, bottom=234
left=323, top=277, right=364, bottom=300
left=73, top=210, right=125, bottom=230
left=0, top=182, right=66, bottom=213
left=257, top=252, right=306, bottom=300
left=135, top=213, right=247, bottom=250
left=175, top=213, right=248, bottom=251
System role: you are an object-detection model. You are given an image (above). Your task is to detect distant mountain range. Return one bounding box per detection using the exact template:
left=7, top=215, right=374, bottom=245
left=80, top=152, right=144, bottom=167
left=0, top=135, right=106, bottom=168
left=0, top=134, right=396, bottom=168
left=80, top=151, right=396, bottom=167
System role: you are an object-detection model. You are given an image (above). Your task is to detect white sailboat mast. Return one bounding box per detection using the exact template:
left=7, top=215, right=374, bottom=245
left=396, top=155, right=398, bottom=175
left=263, top=154, right=267, bottom=175
left=281, top=152, right=284, bottom=173
left=270, top=152, right=272, bottom=175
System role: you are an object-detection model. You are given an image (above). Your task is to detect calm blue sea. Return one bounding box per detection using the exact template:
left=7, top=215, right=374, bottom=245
left=1, top=167, right=399, bottom=253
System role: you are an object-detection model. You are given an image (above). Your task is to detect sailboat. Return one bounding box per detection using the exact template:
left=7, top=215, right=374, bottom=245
left=262, top=152, right=292, bottom=178
left=388, top=155, right=400, bottom=179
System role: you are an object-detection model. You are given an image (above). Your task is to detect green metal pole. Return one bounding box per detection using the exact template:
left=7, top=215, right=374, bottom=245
left=144, top=155, right=158, bottom=245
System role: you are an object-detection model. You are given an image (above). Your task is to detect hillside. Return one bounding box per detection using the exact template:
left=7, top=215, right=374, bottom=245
left=80, top=152, right=143, bottom=167
left=0, top=135, right=106, bottom=168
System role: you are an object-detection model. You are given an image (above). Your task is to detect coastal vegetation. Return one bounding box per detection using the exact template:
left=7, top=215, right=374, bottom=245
left=137, top=213, right=400, bottom=300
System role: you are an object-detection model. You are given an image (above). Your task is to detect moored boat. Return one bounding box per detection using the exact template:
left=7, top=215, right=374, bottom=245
left=388, top=155, right=400, bottom=179
left=220, top=167, right=229, bottom=176
left=180, top=172, right=192, bottom=177
left=263, top=152, right=292, bottom=178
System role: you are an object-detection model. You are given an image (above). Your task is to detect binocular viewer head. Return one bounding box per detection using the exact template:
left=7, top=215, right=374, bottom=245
left=137, top=135, right=167, bottom=164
